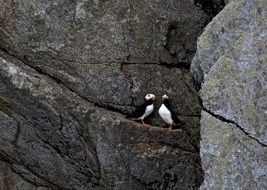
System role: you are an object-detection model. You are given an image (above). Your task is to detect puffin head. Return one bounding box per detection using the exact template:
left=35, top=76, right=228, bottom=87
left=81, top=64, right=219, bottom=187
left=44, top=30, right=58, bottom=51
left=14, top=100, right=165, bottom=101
left=145, top=94, right=156, bottom=101
left=162, top=94, right=169, bottom=100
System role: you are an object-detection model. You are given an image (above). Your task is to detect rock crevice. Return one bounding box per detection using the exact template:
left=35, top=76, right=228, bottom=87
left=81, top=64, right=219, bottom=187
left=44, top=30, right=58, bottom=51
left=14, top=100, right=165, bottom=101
left=203, top=108, right=267, bottom=147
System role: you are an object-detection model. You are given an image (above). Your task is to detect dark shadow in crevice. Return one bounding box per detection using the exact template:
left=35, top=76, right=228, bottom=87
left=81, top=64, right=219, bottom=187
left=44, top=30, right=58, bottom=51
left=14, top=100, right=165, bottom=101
left=194, top=0, right=226, bottom=18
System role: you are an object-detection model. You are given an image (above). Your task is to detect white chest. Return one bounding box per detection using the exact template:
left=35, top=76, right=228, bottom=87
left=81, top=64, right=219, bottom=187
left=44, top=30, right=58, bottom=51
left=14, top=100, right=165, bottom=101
left=141, top=104, right=154, bottom=119
left=159, top=104, right=173, bottom=125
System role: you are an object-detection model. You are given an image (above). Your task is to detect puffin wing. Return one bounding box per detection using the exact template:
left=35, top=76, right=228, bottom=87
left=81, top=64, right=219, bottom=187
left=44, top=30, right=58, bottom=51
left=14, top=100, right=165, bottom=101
left=171, top=111, right=183, bottom=124
left=164, top=100, right=184, bottom=127
left=127, top=102, right=148, bottom=119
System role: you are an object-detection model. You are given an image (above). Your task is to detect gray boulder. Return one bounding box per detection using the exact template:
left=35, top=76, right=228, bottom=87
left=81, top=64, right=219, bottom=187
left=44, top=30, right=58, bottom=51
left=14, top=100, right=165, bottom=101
left=191, top=0, right=267, bottom=144
left=191, top=0, right=267, bottom=189
left=200, top=111, right=267, bottom=190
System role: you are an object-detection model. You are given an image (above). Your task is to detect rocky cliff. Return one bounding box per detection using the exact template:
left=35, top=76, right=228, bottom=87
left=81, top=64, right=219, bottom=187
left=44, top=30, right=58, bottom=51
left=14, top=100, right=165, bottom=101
left=3, top=0, right=264, bottom=189
left=191, top=0, right=267, bottom=189
left=0, top=0, right=224, bottom=189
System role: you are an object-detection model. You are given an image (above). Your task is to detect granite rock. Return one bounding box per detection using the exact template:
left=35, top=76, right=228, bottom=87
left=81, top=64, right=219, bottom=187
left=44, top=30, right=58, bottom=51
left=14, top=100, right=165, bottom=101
left=191, top=0, right=267, bottom=189
left=200, top=111, right=267, bottom=190
left=191, top=0, right=267, bottom=144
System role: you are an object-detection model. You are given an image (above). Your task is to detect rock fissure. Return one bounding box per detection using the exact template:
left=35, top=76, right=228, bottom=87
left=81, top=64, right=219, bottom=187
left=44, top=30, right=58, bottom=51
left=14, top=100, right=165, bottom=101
left=0, top=151, right=62, bottom=189
left=121, top=62, right=191, bottom=70
left=13, top=119, right=21, bottom=149
left=0, top=151, right=18, bottom=164
left=10, top=167, right=48, bottom=188
left=194, top=0, right=226, bottom=18
left=191, top=1, right=267, bottom=187
left=203, top=107, right=267, bottom=147
left=1, top=161, right=40, bottom=188
left=13, top=166, right=64, bottom=190
left=0, top=47, right=134, bottom=115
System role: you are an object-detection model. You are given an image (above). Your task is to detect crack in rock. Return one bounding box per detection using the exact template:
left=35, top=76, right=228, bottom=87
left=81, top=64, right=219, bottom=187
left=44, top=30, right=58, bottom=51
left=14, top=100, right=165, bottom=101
left=0, top=47, right=133, bottom=115
left=203, top=108, right=267, bottom=147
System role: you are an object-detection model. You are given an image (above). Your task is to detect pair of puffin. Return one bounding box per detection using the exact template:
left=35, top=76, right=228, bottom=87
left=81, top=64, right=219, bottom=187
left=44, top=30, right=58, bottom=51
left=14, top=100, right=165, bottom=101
left=127, top=94, right=183, bottom=131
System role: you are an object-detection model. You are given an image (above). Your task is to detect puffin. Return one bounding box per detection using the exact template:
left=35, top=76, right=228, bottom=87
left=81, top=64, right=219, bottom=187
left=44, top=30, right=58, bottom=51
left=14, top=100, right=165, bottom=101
left=158, top=94, right=183, bottom=131
left=127, top=94, right=156, bottom=127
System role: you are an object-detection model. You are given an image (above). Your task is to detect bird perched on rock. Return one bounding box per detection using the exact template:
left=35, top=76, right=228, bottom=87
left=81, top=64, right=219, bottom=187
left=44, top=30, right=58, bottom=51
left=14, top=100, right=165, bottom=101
left=127, top=94, right=156, bottom=127
left=159, top=94, right=183, bottom=131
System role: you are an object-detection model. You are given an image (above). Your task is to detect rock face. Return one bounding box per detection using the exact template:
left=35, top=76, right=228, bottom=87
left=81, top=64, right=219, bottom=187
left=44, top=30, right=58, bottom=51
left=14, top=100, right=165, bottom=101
left=0, top=0, right=212, bottom=111
left=0, top=0, right=207, bottom=110
left=0, top=50, right=202, bottom=190
left=0, top=0, right=209, bottom=82
left=200, top=112, right=267, bottom=190
left=0, top=0, right=225, bottom=189
left=191, top=0, right=267, bottom=189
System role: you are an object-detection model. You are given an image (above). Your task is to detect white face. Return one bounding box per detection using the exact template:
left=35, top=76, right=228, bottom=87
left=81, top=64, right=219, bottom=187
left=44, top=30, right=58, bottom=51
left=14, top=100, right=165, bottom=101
left=145, top=94, right=156, bottom=101
left=162, top=94, right=169, bottom=99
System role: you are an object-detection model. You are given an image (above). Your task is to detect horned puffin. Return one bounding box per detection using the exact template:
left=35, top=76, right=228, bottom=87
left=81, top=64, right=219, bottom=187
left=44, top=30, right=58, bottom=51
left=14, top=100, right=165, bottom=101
left=127, top=94, right=156, bottom=127
left=159, top=94, right=183, bottom=131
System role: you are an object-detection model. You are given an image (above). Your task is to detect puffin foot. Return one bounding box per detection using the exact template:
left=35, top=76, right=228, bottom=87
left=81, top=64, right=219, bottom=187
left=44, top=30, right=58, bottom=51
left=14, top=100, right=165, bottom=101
left=165, top=125, right=172, bottom=132
left=142, top=120, right=150, bottom=128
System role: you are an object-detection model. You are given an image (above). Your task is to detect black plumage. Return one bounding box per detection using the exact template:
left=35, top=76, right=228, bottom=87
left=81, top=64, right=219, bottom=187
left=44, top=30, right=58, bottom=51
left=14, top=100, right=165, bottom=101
left=160, top=96, right=184, bottom=130
left=127, top=94, right=155, bottom=127
left=159, top=94, right=184, bottom=131
left=127, top=99, right=153, bottom=119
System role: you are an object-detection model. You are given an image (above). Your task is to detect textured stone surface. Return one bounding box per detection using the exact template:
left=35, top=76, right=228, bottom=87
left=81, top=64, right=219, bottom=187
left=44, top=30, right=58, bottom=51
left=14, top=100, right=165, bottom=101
left=0, top=50, right=202, bottom=189
left=191, top=0, right=267, bottom=189
left=0, top=0, right=228, bottom=189
left=0, top=161, right=38, bottom=190
left=0, top=52, right=102, bottom=189
left=129, top=144, right=202, bottom=190
left=191, top=0, right=267, bottom=144
left=200, top=111, right=267, bottom=190
left=0, top=0, right=210, bottom=65
left=0, top=0, right=209, bottom=112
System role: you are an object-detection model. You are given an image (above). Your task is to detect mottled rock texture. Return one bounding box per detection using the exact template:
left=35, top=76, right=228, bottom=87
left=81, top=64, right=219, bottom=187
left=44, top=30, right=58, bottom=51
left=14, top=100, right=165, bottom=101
left=191, top=0, right=267, bottom=189
left=200, top=111, right=267, bottom=190
left=0, top=0, right=213, bottom=111
left=0, top=49, right=202, bottom=189
left=192, top=0, right=267, bottom=144
left=0, top=0, right=226, bottom=189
